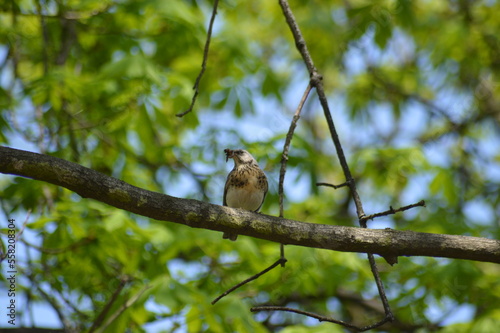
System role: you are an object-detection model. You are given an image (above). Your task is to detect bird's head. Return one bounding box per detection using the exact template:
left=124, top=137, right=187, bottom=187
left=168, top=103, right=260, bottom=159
left=224, top=149, right=257, bottom=166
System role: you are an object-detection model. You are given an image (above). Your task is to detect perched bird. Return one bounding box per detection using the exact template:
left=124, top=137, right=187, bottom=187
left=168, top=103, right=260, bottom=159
left=223, top=149, right=268, bottom=241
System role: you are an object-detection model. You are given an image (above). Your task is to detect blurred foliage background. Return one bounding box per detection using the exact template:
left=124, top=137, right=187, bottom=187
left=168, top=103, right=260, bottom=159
left=1, top=0, right=500, bottom=332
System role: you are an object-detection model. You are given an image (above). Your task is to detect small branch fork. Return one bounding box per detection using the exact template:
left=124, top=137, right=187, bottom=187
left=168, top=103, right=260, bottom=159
left=176, top=0, right=220, bottom=117
left=252, top=0, right=430, bottom=330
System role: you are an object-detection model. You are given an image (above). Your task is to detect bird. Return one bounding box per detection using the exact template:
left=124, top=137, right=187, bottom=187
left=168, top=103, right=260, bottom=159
left=223, top=148, right=268, bottom=241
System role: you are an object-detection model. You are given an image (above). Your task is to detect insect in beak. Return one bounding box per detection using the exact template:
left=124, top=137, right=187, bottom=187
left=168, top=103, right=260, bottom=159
left=224, top=148, right=233, bottom=162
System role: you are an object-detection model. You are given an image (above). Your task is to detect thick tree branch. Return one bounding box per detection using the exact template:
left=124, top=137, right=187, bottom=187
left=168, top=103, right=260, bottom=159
left=1, top=146, right=499, bottom=264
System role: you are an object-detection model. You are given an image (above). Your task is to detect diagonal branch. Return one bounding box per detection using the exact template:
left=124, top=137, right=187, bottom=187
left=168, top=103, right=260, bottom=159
left=211, top=258, right=287, bottom=305
left=277, top=1, right=365, bottom=219
left=277, top=83, right=313, bottom=264
left=1, top=146, right=499, bottom=264
left=94, top=284, right=151, bottom=333
left=30, top=274, right=73, bottom=331
left=250, top=306, right=393, bottom=332
left=279, top=84, right=312, bottom=218
left=89, top=276, right=131, bottom=333
left=277, top=0, right=394, bottom=328
left=176, top=0, right=220, bottom=117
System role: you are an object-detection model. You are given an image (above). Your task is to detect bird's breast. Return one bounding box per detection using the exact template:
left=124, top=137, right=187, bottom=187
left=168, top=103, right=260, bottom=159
left=225, top=186, right=265, bottom=211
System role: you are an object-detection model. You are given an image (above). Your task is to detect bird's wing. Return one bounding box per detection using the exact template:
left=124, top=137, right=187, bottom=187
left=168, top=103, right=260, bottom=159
left=223, top=170, right=234, bottom=206
left=255, top=169, right=268, bottom=212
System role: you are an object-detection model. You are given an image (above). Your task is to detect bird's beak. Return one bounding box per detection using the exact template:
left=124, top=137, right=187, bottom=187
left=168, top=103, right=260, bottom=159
left=224, top=149, right=233, bottom=162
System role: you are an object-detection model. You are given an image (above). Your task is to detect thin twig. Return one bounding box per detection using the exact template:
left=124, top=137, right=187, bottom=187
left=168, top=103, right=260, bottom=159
left=316, top=181, right=349, bottom=189
left=57, top=288, right=91, bottom=320
left=280, top=243, right=286, bottom=267
left=279, top=84, right=312, bottom=218
left=94, top=284, right=151, bottom=333
left=250, top=306, right=392, bottom=332
left=277, top=84, right=312, bottom=267
left=15, top=209, right=31, bottom=242
left=34, top=279, right=72, bottom=331
left=367, top=254, right=394, bottom=319
left=361, top=200, right=426, bottom=222
left=211, top=258, right=287, bottom=305
left=276, top=0, right=394, bottom=329
left=176, top=0, right=220, bottom=117
left=251, top=306, right=359, bottom=329
left=89, top=276, right=130, bottom=333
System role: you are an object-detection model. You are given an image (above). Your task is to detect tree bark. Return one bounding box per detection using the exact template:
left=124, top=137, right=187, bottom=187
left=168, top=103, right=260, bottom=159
left=1, top=146, right=499, bottom=264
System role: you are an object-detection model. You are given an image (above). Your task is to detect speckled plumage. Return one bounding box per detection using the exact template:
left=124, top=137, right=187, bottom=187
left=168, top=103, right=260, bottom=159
left=223, top=149, right=268, bottom=241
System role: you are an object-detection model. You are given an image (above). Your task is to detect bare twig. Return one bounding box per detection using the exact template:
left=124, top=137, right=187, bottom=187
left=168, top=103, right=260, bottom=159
left=15, top=209, right=31, bottom=242
left=278, top=83, right=313, bottom=266
left=211, top=258, right=287, bottom=305
left=94, top=284, right=151, bottom=333
left=316, top=181, right=349, bottom=189
left=279, top=242, right=286, bottom=267
left=33, top=278, right=73, bottom=331
left=275, top=0, right=395, bottom=329
left=89, top=276, right=130, bottom=333
left=362, top=200, right=426, bottom=222
left=279, top=84, right=312, bottom=218
left=56, top=288, right=91, bottom=320
left=251, top=306, right=358, bottom=329
left=250, top=306, right=393, bottom=332
left=176, top=0, right=220, bottom=117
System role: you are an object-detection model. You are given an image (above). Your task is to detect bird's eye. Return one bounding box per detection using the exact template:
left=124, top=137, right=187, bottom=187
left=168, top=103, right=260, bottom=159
left=236, top=151, right=242, bottom=155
